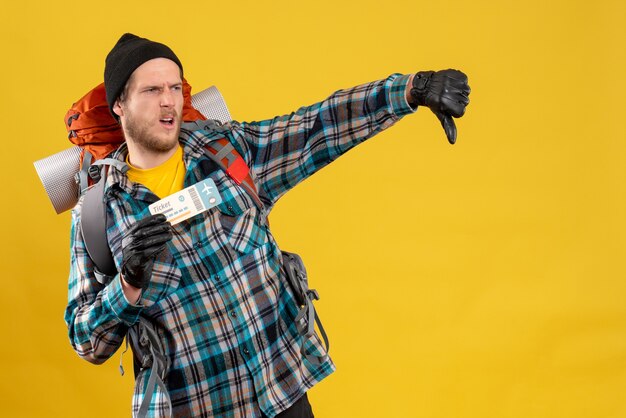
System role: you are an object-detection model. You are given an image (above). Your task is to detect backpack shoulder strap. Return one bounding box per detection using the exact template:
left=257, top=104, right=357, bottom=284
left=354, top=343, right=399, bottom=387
left=80, top=158, right=128, bottom=282
left=81, top=174, right=117, bottom=282
left=182, top=120, right=266, bottom=212
left=202, top=137, right=266, bottom=215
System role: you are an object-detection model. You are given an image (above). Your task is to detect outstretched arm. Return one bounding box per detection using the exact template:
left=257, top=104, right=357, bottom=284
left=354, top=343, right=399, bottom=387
left=236, top=73, right=416, bottom=206
left=232, top=70, right=470, bottom=206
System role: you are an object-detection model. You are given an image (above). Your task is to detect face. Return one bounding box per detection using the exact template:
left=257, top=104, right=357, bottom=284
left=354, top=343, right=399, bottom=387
left=113, top=58, right=184, bottom=155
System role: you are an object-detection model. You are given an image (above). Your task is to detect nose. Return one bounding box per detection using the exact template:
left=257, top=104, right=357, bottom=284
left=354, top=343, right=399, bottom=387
left=161, top=88, right=174, bottom=108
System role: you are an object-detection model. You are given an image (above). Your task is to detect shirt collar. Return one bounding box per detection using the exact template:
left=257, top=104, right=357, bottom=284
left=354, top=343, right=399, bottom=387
left=103, top=127, right=222, bottom=197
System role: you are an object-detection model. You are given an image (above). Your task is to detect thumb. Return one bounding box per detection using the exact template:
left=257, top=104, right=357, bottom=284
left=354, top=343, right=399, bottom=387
left=435, top=111, right=457, bottom=145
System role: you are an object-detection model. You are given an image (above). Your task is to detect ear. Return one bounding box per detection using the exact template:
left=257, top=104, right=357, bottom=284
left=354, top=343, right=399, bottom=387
left=113, top=100, right=124, bottom=119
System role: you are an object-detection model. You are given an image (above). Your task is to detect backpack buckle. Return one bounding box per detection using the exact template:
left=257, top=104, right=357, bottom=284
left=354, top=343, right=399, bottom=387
left=306, top=289, right=320, bottom=301
left=88, top=165, right=102, bottom=182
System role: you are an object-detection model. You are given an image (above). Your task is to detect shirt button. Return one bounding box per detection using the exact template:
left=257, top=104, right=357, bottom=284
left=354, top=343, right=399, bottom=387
left=227, top=205, right=234, bottom=212
left=229, top=311, right=237, bottom=318
left=242, top=347, right=250, bottom=355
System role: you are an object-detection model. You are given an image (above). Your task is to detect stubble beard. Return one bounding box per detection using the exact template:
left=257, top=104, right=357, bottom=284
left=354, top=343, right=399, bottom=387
left=124, top=110, right=181, bottom=154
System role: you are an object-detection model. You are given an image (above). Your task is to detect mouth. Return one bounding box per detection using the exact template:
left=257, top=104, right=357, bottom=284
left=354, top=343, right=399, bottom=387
left=159, top=117, right=175, bottom=128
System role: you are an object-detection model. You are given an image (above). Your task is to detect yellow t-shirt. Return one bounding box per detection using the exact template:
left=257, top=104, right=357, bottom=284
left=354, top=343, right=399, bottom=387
left=126, top=145, right=186, bottom=199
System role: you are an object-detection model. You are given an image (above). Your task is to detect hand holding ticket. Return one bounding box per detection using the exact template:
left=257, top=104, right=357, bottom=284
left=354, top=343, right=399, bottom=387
left=149, top=179, right=222, bottom=225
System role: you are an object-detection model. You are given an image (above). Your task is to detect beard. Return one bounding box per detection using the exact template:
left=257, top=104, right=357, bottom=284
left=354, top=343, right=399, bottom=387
left=124, top=108, right=181, bottom=153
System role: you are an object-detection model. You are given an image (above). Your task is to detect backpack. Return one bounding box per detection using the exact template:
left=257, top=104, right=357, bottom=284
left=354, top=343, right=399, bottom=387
left=62, top=83, right=330, bottom=417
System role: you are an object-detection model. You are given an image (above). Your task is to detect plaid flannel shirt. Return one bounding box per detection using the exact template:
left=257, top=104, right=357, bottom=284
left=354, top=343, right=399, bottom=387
left=65, top=73, right=416, bottom=417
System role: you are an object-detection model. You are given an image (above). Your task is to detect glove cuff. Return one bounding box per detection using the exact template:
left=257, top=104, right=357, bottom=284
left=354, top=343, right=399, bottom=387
left=121, top=267, right=146, bottom=290
left=410, top=71, right=435, bottom=106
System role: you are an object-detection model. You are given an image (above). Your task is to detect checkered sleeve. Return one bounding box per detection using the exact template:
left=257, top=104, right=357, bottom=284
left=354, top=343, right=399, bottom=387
left=64, top=203, right=142, bottom=365
left=238, top=73, right=416, bottom=205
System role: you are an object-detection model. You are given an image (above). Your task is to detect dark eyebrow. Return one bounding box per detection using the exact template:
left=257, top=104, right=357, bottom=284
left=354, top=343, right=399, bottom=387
left=139, top=82, right=181, bottom=91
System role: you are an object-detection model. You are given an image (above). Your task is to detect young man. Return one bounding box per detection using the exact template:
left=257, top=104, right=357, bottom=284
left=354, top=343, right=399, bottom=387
left=65, top=33, right=470, bottom=417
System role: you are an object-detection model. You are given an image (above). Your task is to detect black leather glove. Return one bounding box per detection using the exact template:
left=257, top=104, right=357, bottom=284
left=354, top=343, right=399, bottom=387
left=410, top=69, right=471, bottom=144
left=121, top=214, right=172, bottom=289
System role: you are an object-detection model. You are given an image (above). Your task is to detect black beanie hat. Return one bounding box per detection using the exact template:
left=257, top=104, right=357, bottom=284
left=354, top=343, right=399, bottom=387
left=104, top=33, right=183, bottom=117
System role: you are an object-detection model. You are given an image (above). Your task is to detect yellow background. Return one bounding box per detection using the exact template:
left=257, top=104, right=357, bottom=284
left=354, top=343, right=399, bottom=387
left=1, top=0, right=625, bottom=417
